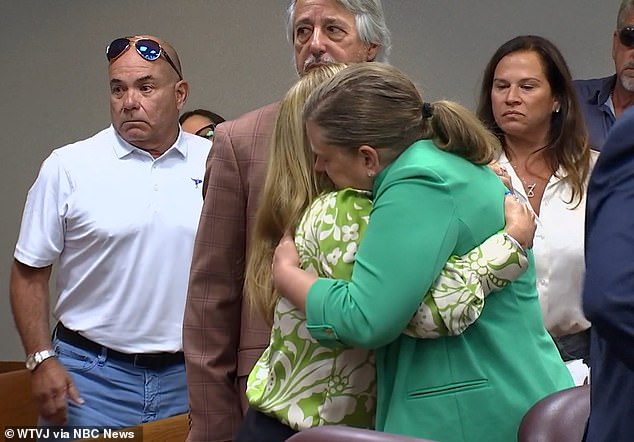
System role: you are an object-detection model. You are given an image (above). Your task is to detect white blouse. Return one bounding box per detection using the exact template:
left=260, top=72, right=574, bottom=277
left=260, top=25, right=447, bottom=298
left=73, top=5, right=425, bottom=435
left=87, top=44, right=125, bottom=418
left=497, top=151, right=598, bottom=337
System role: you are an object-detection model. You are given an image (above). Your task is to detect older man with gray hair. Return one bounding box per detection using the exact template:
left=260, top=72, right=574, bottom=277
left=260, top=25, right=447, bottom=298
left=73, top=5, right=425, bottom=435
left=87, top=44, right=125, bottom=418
left=575, top=0, right=634, bottom=150
left=182, top=1, right=391, bottom=441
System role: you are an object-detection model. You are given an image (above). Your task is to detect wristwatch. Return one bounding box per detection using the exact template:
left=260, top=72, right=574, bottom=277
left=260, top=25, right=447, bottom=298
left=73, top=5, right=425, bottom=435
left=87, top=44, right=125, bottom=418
left=25, top=349, right=57, bottom=372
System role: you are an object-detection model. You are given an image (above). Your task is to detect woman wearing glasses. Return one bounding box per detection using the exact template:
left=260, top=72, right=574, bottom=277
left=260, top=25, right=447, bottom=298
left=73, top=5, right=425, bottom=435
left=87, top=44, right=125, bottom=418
left=477, top=35, right=598, bottom=384
left=179, top=109, right=225, bottom=139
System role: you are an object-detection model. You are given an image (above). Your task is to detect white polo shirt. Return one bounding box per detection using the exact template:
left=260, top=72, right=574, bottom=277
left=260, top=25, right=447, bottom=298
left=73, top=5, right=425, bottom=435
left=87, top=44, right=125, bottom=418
left=498, top=150, right=598, bottom=337
left=14, top=126, right=211, bottom=353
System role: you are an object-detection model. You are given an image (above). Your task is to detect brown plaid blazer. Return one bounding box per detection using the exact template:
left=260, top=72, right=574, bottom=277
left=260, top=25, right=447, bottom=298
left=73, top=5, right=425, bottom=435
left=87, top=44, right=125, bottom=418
left=183, top=102, right=280, bottom=442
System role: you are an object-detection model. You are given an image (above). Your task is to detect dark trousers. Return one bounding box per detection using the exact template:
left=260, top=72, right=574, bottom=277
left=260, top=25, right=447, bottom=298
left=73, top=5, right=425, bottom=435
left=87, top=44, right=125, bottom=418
left=234, top=408, right=297, bottom=442
left=554, top=328, right=591, bottom=364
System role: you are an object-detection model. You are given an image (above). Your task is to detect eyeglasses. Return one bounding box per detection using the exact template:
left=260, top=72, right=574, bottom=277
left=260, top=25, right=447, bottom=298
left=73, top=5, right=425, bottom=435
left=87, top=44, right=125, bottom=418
left=106, top=36, right=183, bottom=81
left=195, top=123, right=216, bottom=139
left=619, top=26, right=634, bottom=48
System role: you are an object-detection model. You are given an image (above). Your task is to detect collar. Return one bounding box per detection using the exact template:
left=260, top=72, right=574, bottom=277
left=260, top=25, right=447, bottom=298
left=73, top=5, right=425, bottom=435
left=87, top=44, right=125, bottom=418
left=110, top=125, right=187, bottom=159
left=606, top=94, right=616, bottom=115
left=372, top=139, right=431, bottom=194
left=497, top=151, right=565, bottom=185
left=591, top=75, right=616, bottom=107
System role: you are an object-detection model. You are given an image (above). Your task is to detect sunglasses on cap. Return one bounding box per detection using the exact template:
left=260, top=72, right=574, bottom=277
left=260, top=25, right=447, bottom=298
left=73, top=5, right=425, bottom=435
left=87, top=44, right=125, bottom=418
left=619, top=26, right=634, bottom=48
left=195, top=123, right=216, bottom=140
left=106, top=36, right=183, bottom=81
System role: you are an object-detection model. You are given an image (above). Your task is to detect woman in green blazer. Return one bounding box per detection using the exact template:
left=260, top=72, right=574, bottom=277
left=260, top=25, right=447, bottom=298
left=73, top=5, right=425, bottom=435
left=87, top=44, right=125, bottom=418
left=273, top=63, right=573, bottom=442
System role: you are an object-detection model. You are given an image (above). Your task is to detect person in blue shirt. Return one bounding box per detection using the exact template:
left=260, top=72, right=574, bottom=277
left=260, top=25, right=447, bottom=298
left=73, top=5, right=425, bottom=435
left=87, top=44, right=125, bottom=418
left=574, top=0, right=634, bottom=150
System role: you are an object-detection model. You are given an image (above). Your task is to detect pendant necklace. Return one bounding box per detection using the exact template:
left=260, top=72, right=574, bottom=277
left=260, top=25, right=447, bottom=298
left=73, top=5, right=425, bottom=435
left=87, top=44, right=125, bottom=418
left=510, top=163, right=538, bottom=198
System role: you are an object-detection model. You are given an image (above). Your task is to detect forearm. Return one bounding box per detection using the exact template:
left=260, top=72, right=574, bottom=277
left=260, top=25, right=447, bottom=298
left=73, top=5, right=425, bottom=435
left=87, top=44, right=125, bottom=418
left=9, top=260, right=53, bottom=354
left=472, top=231, right=528, bottom=292
left=9, top=260, right=81, bottom=424
left=305, top=180, right=462, bottom=349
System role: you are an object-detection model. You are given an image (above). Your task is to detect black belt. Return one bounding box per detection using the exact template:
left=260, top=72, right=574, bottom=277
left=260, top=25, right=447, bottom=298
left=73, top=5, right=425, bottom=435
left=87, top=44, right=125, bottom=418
left=54, top=323, right=184, bottom=369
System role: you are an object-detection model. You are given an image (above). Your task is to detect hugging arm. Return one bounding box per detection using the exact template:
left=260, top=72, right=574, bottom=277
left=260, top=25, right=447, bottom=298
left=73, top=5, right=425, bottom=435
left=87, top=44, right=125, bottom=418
left=292, top=189, right=531, bottom=339
left=404, top=231, right=527, bottom=337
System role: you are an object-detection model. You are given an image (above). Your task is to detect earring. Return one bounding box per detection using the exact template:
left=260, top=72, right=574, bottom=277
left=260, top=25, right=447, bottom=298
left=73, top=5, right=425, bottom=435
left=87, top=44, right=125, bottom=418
left=367, top=170, right=375, bottom=178
left=554, top=106, right=561, bottom=113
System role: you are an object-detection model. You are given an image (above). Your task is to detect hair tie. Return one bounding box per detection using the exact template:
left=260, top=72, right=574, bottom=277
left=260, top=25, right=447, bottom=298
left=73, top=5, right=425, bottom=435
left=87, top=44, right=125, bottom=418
left=422, top=102, right=434, bottom=119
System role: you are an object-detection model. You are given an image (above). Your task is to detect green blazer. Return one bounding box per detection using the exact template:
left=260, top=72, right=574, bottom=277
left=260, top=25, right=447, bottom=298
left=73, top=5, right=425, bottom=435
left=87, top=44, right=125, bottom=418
left=305, top=140, right=573, bottom=442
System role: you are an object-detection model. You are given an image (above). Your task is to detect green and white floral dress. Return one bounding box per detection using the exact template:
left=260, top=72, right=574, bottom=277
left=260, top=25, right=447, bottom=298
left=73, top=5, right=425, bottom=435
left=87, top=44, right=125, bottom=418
left=246, top=188, right=528, bottom=430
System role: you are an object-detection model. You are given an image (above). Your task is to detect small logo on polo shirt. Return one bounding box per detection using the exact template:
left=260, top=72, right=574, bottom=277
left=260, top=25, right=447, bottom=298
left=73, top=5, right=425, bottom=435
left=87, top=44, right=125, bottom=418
left=191, top=178, right=202, bottom=189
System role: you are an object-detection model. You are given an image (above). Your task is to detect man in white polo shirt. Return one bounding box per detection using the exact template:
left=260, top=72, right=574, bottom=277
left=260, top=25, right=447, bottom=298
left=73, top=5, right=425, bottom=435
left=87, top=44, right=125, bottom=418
left=9, top=35, right=210, bottom=431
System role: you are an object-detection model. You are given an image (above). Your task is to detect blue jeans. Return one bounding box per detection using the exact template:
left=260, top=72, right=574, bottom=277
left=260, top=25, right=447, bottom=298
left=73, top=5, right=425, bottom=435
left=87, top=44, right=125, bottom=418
left=40, top=336, right=188, bottom=432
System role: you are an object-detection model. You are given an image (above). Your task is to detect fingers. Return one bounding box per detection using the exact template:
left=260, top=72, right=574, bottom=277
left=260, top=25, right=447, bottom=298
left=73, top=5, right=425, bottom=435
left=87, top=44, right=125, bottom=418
left=66, top=379, right=84, bottom=406
left=503, top=194, right=536, bottom=250
left=489, top=161, right=506, bottom=177
left=497, top=170, right=512, bottom=191
left=37, top=383, right=69, bottom=425
left=489, top=161, right=514, bottom=192
left=279, top=234, right=294, bottom=244
left=505, top=194, right=535, bottom=221
left=31, top=358, right=83, bottom=425
left=273, top=233, right=300, bottom=270
left=488, top=160, right=502, bottom=174
left=504, top=192, right=520, bottom=206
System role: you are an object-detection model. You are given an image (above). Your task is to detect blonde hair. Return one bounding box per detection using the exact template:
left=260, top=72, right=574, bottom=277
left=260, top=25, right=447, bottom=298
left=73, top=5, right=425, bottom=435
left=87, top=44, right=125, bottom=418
left=245, top=64, right=347, bottom=324
left=303, top=62, right=500, bottom=166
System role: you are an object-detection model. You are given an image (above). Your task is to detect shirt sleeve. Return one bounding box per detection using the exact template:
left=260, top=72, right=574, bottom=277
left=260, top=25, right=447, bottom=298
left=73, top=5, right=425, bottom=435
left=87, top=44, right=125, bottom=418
left=14, top=152, right=68, bottom=268
left=404, top=231, right=528, bottom=338
left=298, top=188, right=529, bottom=341
left=182, top=123, right=246, bottom=441
left=305, top=169, right=460, bottom=349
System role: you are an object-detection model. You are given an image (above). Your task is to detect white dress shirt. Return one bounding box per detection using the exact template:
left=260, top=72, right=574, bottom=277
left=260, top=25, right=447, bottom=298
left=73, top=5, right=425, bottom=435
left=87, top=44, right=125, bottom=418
left=497, top=151, right=598, bottom=337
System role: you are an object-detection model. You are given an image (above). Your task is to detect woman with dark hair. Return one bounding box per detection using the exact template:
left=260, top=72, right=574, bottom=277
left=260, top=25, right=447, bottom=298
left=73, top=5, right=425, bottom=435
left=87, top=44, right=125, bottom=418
left=477, top=35, right=597, bottom=383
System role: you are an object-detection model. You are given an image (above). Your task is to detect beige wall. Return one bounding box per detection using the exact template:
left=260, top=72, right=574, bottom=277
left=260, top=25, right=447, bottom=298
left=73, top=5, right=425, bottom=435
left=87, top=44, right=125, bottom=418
left=1, top=0, right=617, bottom=359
